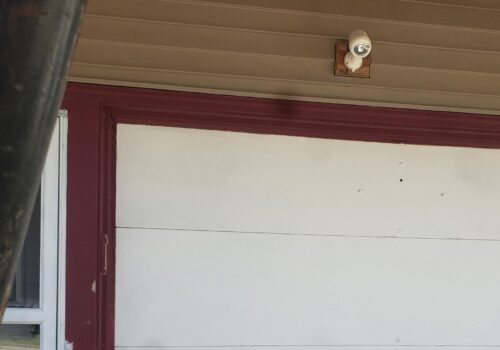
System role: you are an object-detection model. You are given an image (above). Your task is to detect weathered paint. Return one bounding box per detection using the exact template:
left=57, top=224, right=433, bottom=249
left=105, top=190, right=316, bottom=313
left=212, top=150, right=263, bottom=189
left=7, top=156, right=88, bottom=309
left=63, top=82, right=500, bottom=350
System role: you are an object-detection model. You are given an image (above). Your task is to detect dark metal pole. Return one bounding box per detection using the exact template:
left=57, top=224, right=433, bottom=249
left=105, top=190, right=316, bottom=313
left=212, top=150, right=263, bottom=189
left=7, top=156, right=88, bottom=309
left=0, top=0, right=86, bottom=318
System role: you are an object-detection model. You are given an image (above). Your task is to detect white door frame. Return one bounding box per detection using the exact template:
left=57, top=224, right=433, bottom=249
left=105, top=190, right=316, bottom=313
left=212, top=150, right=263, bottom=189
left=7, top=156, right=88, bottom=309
left=2, top=112, right=68, bottom=350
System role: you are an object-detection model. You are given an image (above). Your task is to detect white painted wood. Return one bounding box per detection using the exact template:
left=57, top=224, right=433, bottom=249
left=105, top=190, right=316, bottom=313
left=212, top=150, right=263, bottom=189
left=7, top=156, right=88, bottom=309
left=115, top=348, right=499, bottom=350
left=115, top=228, right=500, bottom=347
left=116, top=348, right=500, bottom=350
left=116, top=124, right=500, bottom=240
left=115, top=124, right=500, bottom=349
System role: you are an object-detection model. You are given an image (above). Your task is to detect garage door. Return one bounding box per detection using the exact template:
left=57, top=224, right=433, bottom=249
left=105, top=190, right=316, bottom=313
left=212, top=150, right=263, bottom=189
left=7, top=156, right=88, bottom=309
left=115, top=124, right=500, bottom=350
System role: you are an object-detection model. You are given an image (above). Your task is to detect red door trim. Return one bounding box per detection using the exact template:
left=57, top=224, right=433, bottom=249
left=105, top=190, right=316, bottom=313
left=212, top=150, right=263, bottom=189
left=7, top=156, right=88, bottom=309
left=62, top=82, right=500, bottom=350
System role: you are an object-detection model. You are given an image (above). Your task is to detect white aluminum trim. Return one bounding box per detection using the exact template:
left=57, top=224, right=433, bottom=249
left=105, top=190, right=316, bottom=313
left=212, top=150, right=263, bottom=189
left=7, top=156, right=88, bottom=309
left=2, top=115, right=67, bottom=350
left=57, top=111, right=68, bottom=350
left=39, top=117, right=61, bottom=349
left=2, top=308, right=44, bottom=324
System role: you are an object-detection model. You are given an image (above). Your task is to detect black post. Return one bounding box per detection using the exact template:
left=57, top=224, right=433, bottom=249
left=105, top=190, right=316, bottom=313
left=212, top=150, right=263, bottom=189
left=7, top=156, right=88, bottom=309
left=0, top=0, right=86, bottom=318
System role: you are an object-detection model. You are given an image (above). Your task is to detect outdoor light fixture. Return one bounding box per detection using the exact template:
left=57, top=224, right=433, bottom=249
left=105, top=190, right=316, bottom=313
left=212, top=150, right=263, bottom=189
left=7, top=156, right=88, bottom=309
left=344, top=30, right=372, bottom=72
left=334, top=29, right=372, bottom=78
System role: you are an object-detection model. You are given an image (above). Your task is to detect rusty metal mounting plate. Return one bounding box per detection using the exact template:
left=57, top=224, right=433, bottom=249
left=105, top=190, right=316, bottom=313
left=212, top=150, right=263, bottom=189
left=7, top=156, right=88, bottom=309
left=334, top=40, right=371, bottom=78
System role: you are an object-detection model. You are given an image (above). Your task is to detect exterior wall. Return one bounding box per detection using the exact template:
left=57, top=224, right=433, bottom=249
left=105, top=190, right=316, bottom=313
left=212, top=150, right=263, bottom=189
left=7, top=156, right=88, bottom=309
left=71, top=0, right=500, bottom=114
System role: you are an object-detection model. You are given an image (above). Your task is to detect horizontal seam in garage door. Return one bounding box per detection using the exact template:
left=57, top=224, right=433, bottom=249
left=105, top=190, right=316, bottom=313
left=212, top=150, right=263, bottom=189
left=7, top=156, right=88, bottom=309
left=115, top=226, right=500, bottom=242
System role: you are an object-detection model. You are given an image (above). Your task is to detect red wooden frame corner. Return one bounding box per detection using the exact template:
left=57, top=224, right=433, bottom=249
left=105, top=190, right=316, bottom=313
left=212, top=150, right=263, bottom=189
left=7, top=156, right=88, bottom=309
left=62, top=82, right=500, bottom=350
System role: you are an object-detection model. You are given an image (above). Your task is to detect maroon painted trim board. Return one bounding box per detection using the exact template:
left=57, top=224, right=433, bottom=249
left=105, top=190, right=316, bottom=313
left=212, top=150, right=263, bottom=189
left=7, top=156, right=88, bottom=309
left=62, top=82, right=500, bottom=350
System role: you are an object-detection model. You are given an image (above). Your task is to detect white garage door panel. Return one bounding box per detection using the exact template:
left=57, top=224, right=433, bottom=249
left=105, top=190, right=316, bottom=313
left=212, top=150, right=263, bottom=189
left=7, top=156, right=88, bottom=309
left=117, top=348, right=496, bottom=350
left=116, top=124, right=500, bottom=239
left=115, top=228, right=500, bottom=347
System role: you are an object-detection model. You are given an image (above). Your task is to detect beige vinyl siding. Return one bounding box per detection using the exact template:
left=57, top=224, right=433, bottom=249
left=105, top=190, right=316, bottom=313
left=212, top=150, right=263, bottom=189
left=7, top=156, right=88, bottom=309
left=70, top=0, right=500, bottom=114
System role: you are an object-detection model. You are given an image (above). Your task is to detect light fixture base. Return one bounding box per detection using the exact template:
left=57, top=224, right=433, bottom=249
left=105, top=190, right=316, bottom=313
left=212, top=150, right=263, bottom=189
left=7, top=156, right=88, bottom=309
left=334, top=40, right=371, bottom=78
left=344, top=52, right=363, bottom=72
